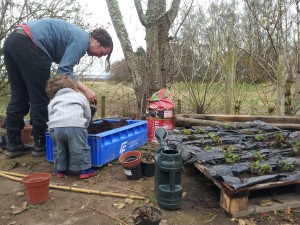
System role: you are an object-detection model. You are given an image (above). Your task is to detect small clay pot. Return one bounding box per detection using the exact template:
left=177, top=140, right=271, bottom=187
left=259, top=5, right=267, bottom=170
left=21, top=124, right=33, bottom=144
left=22, top=173, right=51, bottom=205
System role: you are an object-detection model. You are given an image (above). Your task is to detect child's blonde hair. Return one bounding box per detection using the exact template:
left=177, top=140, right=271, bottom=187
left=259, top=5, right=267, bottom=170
left=46, top=74, right=78, bottom=99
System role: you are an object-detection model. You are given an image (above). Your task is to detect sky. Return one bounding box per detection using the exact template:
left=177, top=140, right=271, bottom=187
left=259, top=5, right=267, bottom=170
left=75, top=0, right=146, bottom=77
left=78, top=0, right=207, bottom=77
left=79, top=0, right=145, bottom=76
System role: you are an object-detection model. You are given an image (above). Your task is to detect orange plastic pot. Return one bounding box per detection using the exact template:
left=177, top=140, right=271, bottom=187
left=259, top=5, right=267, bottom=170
left=119, top=151, right=142, bottom=180
left=22, top=173, right=51, bottom=205
left=119, top=150, right=141, bottom=168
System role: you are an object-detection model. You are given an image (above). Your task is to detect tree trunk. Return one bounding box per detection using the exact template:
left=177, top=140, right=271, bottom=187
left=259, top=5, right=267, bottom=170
left=106, top=0, right=181, bottom=117
left=105, top=0, right=145, bottom=117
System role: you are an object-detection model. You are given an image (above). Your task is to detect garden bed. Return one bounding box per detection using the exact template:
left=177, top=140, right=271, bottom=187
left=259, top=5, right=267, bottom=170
left=168, top=120, right=300, bottom=190
left=167, top=120, right=300, bottom=216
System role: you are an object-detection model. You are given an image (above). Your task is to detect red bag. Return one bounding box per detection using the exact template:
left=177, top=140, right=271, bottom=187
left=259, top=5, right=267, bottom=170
left=146, top=88, right=175, bottom=118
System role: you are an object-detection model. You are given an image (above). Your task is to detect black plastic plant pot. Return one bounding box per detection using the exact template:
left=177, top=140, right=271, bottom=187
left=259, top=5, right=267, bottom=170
left=132, top=206, right=162, bottom=225
left=141, top=161, right=155, bottom=177
left=90, top=106, right=97, bottom=121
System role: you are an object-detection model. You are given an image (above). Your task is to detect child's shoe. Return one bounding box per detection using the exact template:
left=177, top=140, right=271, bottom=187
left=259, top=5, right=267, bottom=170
left=79, top=168, right=95, bottom=179
left=56, top=170, right=65, bottom=178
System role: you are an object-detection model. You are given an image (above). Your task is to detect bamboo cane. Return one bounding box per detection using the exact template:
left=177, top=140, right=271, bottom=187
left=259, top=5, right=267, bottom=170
left=0, top=171, right=145, bottom=200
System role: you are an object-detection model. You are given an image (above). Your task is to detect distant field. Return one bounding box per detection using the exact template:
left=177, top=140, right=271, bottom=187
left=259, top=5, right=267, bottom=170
left=0, top=81, right=298, bottom=119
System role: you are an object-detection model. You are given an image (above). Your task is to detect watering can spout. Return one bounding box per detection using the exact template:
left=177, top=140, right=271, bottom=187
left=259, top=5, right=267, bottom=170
left=155, top=127, right=167, bottom=146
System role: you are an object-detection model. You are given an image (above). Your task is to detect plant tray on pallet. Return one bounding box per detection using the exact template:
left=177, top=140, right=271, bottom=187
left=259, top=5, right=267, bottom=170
left=194, top=162, right=300, bottom=217
left=46, top=119, right=148, bottom=167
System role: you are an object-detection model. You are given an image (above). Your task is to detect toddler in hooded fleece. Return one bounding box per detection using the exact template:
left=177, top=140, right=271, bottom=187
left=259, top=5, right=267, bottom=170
left=46, top=75, right=95, bottom=179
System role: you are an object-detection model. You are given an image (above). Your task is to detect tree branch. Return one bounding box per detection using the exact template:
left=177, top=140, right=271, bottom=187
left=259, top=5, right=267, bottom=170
left=134, top=0, right=147, bottom=26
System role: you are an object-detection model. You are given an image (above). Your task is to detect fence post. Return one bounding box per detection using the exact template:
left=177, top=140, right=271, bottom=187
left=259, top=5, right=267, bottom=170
left=101, top=96, right=106, bottom=118
left=176, top=99, right=181, bottom=114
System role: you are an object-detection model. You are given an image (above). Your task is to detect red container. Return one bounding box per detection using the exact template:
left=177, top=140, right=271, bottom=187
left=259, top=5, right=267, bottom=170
left=21, top=124, right=32, bottom=145
left=22, top=173, right=51, bottom=204
left=146, top=117, right=175, bottom=142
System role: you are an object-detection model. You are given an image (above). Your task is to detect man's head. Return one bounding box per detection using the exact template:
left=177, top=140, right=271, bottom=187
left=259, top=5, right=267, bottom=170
left=87, top=28, right=113, bottom=72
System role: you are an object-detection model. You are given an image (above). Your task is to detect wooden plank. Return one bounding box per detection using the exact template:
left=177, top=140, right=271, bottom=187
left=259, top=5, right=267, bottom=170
left=194, top=161, right=300, bottom=195
left=193, top=162, right=300, bottom=217
left=220, top=189, right=249, bottom=214
left=231, top=193, right=300, bottom=218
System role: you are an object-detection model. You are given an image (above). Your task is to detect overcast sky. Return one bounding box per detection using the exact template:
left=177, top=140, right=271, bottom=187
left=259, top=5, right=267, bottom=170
left=77, top=0, right=207, bottom=76
left=82, top=0, right=145, bottom=62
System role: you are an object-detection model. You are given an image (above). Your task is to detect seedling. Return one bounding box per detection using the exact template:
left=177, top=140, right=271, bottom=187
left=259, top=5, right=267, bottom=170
left=291, top=140, right=300, bottom=156
left=259, top=164, right=272, bottom=175
left=274, top=132, right=285, bottom=143
left=207, top=132, right=221, bottom=143
left=194, top=128, right=206, bottom=134
left=224, top=149, right=240, bottom=164
left=251, top=151, right=265, bottom=163
left=255, top=134, right=265, bottom=141
left=187, top=135, right=198, bottom=140
left=250, top=160, right=260, bottom=174
left=225, top=124, right=235, bottom=130
left=277, top=160, right=295, bottom=172
left=182, top=129, right=191, bottom=135
left=199, top=138, right=204, bottom=144
left=203, top=146, right=212, bottom=151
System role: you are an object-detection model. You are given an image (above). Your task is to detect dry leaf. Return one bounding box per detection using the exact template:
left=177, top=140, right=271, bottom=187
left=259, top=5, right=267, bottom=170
left=10, top=202, right=27, bottom=215
left=113, top=203, right=125, bottom=209
left=8, top=221, right=17, bottom=225
left=125, top=198, right=134, bottom=204
left=285, top=207, right=291, bottom=215
left=257, top=199, right=272, bottom=207
left=16, top=192, right=24, bottom=196
left=182, top=192, right=187, bottom=198
left=238, top=219, right=256, bottom=225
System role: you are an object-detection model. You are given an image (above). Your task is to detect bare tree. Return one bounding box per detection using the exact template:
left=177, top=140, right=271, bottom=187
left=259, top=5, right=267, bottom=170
left=105, top=0, right=181, bottom=117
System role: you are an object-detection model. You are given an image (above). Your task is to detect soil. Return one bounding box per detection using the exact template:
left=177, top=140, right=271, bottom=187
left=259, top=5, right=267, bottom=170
left=0, top=142, right=300, bottom=225
left=87, top=119, right=129, bottom=134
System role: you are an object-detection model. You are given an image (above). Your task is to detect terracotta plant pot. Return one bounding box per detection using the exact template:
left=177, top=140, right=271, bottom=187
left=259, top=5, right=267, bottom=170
left=22, top=173, right=51, bottom=205
left=21, top=124, right=33, bottom=144
left=119, top=150, right=142, bottom=180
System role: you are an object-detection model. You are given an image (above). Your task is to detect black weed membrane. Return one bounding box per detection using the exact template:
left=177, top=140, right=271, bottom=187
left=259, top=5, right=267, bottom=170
left=167, top=120, right=300, bottom=190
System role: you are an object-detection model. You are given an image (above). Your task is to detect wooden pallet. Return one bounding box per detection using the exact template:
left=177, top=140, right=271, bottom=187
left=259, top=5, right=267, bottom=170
left=194, top=161, right=300, bottom=217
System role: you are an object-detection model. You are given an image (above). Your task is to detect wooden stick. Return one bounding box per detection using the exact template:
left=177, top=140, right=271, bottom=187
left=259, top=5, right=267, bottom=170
left=109, top=186, right=144, bottom=196
left=0, top=171, right=25, bottom=178
left=87, top=205, right=129, bottom=225
left=0, top=172, right=22, bottom=182
left=0, top=171, right=145, bottom=200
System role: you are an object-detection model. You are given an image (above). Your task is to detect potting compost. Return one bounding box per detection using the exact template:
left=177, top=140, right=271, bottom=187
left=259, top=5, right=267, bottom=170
left=87, top=119, right=128, bottom=134
left=166, top=120, right=300, bottom=190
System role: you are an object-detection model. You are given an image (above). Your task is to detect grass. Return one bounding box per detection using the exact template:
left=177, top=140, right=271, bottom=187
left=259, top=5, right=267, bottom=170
left=0, top=81, right=299, bottom=118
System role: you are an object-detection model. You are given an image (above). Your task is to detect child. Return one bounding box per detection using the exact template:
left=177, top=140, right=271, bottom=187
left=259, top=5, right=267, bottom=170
left=46, top=75, right=95, bottom=179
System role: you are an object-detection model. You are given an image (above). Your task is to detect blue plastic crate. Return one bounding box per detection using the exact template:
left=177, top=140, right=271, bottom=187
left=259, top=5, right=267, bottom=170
left=46, top=119, right=148, bottom=167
